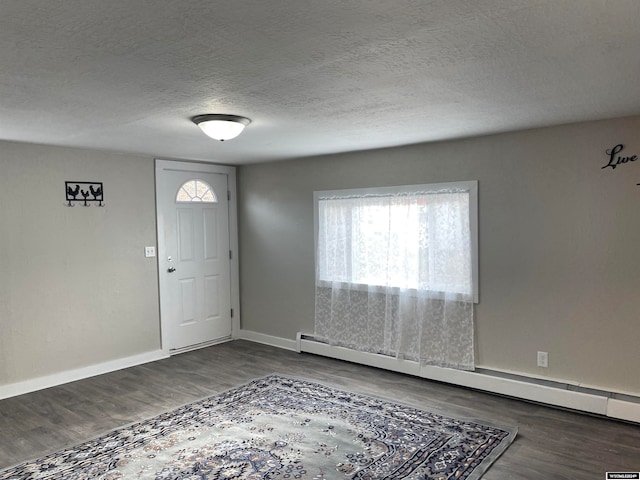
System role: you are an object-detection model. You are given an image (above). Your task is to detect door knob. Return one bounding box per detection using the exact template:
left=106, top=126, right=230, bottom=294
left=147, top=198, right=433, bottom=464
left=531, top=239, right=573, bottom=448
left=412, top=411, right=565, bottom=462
left=167, top=267, right=176, bottom=273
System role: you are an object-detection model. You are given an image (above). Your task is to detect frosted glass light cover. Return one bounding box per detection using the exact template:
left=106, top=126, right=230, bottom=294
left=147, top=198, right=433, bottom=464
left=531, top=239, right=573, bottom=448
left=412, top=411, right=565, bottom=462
left=193, top=114, right=251, bottom=141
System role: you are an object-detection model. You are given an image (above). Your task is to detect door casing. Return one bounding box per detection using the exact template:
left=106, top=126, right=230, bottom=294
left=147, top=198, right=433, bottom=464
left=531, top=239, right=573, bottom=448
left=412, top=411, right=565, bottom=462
left=155, top=159, right=240, bottom=353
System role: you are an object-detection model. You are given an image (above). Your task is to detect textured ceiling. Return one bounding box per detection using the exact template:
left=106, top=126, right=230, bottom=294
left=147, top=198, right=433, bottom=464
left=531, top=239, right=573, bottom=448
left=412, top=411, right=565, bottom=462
left=1, top=0, right=639, bottom=164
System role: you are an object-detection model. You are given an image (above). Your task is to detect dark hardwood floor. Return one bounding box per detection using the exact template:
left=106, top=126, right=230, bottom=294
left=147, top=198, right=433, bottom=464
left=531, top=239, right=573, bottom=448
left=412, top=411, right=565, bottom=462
left=0, top=340, right=638, bottom=478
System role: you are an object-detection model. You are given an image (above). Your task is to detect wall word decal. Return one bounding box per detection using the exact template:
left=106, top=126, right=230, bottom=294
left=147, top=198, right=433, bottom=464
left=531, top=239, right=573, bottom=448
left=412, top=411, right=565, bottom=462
left=601, top=144, right=640, bottom=186
left=601, top=144, right=638, bottom=171
left=65, top=181, right=104, bottom=207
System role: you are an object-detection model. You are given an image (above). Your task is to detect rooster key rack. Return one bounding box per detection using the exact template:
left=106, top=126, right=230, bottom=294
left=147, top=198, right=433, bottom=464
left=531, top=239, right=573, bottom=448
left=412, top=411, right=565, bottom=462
left=65, top=181, right=104, bottom=207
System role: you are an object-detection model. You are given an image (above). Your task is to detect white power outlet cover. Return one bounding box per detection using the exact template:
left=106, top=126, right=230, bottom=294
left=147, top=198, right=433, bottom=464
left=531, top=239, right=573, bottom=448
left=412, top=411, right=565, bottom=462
left=537, top=351, right=549, bottom=368
left=145, top=246, right=156, bottom=258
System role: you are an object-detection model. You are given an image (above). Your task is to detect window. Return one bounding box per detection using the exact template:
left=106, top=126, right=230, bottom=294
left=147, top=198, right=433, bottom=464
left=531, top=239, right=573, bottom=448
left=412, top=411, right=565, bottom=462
left=176, top=179, right=217, bottom=203
left=314, top=181, right=478, bottom=302
left=314, top=181, right=478, bottom=369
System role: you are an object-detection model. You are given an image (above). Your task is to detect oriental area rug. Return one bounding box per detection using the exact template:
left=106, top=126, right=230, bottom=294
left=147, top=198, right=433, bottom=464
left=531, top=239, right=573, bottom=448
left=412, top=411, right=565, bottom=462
left=0, top=374, right=516, bottom=480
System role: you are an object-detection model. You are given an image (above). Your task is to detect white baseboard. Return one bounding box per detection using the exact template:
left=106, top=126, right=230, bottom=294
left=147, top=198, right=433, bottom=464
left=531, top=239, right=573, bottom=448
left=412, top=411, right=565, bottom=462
left=607, top=398, right=640, bottom=423
left=300, top=337, right=422, bottom=376
left=237, top=329, right=298, bottom=351
left=0, top=349, right=169, bottom=400
left=294, top=335, right=639, bottom=423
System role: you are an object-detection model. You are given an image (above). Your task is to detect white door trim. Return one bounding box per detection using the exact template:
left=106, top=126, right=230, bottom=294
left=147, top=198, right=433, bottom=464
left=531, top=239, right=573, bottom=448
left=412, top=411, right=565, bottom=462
left=155, top=159, right=241, bottom=353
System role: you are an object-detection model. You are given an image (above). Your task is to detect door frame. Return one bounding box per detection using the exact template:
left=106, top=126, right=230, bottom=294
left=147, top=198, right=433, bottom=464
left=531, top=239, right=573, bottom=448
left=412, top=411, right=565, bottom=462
left=155, top=159, right=240, bottom=353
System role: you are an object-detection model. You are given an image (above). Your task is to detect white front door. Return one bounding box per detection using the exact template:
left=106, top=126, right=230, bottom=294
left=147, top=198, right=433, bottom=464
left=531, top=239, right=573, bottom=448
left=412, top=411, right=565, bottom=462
left=156, top=160, right=235, bottom=352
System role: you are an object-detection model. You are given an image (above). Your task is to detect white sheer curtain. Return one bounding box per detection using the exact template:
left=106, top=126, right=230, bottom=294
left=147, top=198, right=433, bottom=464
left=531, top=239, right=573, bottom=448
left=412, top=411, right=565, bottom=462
left=314, top=187, right=475, bottom=370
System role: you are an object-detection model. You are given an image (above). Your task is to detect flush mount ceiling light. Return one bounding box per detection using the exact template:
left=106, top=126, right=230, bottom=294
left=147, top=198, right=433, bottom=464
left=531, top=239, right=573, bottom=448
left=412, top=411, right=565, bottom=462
left=192, top=114, right=251, bottom=141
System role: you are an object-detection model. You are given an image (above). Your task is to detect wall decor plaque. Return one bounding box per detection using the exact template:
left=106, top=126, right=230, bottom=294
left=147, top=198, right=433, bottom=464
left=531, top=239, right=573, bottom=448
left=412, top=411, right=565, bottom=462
left=65, top=181, right=104, bottom=207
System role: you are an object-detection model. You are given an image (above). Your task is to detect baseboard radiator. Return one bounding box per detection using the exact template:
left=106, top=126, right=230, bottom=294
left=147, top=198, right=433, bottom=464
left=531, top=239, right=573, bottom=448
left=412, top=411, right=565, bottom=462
left=296, top=333, right=640, bottom=424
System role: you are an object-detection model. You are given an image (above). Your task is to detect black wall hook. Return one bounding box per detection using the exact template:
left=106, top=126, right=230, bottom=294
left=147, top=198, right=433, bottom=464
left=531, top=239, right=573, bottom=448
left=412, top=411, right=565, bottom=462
left=65, top=181, right=104, bottom=207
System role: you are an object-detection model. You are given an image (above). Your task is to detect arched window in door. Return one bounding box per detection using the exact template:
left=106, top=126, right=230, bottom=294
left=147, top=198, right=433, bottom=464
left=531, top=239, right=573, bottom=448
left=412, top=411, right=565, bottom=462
left=176, top=179, right=218, bottom=203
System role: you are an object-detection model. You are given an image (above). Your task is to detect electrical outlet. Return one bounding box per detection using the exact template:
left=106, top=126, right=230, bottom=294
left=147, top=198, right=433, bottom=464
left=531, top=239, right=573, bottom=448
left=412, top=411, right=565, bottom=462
left=537, top=351, right=548, bottom=368
left=145, top=246, right=156, bottom=258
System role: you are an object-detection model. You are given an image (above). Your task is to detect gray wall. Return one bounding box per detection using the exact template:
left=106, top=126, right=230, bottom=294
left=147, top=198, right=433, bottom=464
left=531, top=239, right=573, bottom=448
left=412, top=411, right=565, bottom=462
left=0, top=141, right=160, bottom=385
left=2, top=115, right=639, bottom=397
left=237, top=116, right=640, bottom=396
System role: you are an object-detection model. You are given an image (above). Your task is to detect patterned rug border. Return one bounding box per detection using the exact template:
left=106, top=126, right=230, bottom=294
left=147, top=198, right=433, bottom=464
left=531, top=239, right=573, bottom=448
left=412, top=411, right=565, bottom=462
left=273, top=373, right=519, bottom=435
left=0, top=378, right=277, bottom=474
left=268, top=373, right=518, bottom=480
left=1, top=373, right=518, bottom=479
